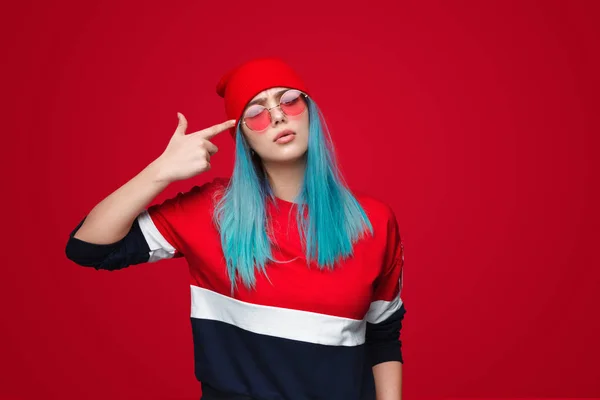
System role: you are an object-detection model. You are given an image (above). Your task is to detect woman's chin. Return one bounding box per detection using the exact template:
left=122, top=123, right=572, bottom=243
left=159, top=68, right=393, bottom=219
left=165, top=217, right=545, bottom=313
left=262, top=146, right=308, bottom=163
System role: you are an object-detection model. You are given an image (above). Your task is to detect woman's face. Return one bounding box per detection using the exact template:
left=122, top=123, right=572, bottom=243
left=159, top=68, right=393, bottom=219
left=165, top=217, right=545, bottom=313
left=240, top=86, right=309, bottom=163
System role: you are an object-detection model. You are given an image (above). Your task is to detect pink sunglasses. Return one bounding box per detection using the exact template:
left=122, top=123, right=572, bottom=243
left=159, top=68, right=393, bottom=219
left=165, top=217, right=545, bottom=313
left=241, top=89, right=309, bottom=132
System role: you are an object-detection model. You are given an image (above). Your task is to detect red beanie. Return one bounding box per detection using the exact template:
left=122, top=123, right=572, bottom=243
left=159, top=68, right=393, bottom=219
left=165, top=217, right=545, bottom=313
left=216, top=57, right=311, bottom=140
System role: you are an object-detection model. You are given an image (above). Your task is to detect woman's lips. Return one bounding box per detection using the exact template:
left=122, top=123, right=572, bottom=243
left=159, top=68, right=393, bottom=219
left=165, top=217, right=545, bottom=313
left=275, top=134, right=295, bottom=144
left=274, top=130, right=296, bottom=143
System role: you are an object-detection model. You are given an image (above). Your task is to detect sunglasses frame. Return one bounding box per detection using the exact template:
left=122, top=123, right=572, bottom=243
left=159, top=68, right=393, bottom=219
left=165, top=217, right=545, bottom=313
left=241, top=89, right=310, bottom=132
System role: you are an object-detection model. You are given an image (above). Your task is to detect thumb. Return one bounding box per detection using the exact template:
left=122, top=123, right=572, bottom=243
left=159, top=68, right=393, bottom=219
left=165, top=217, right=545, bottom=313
left=174, top=112, right=188, bottom=136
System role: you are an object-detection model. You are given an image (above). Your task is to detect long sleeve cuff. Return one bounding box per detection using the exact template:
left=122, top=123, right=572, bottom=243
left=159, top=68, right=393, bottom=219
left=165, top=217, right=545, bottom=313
left=365, top=303, right=406, bottom=366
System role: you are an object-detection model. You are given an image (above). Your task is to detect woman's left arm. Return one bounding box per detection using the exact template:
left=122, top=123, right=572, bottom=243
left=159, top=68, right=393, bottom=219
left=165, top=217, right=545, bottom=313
left=373, top=361, right=402, bottom=400
left=366, top=205, right=406, bottom=400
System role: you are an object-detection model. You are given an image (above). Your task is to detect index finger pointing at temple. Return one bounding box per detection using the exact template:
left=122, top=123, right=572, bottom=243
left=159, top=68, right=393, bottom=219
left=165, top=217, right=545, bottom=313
left=194, top=119, right=237, bottom=140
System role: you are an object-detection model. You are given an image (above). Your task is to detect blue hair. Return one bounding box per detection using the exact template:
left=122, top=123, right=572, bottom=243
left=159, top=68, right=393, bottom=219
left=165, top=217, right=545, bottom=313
left=213, top=97, right=374, bottom=295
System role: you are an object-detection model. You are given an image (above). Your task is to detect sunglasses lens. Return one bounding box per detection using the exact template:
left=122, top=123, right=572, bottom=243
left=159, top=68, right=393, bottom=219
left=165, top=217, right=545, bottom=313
left=280, top=90, right=306, bottom=116
left=242, top=90, right=307, bottom=132
left=243, top=105, right=270, bottom=131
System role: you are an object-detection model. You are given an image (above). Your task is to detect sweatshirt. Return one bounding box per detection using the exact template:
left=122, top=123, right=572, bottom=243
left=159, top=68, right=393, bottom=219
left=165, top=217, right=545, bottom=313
left=67, top=176, right=406, bottom=400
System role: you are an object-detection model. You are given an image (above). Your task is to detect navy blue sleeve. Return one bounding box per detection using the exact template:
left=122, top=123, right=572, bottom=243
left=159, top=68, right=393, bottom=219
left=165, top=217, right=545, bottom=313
left=365, top=303, right=406, bottom=366
left=365, top=206, right=406, bottom=366
left=65, top=215, right=151, bottom=271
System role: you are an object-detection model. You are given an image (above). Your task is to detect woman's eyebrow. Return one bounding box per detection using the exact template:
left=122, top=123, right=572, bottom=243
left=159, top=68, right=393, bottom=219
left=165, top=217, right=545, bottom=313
left=247, top=89, right=288, bottom=106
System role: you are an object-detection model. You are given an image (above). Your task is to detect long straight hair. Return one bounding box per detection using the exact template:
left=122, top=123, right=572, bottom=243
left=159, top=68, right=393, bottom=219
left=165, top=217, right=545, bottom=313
left=213, top=96, right=374, bottom=295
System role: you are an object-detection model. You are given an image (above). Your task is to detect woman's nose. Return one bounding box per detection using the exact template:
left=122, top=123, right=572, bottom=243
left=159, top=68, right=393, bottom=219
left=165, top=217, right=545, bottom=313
left=269, top=104, right=286, bottom=123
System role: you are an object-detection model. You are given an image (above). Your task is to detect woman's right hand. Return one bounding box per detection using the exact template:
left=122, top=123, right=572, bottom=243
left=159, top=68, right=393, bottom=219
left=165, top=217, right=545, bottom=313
left=154, top=113, right=236, bottom=183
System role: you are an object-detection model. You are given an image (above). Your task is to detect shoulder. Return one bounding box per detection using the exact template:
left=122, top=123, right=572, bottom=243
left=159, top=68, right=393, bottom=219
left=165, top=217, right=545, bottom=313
left=188, top=176, right=230, bottom=198
left=182, top=176, right=230, bottom=209
left=352, top=189, right=397, bottom=225
left=352, top=190, right=403, bottom=258
left=352, top=189, right=402, bottom=247
left=149, top=176, right=230, bottom=216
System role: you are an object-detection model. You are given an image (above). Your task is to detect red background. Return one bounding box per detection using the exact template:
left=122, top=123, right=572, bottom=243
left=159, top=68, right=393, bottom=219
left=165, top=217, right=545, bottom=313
left=2, top=0, right=598, bottom=399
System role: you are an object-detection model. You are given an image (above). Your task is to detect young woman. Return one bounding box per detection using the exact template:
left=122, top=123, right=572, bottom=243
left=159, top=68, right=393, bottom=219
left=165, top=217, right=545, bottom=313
left=66, top=57, right=406, bottom=400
